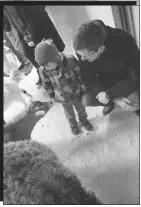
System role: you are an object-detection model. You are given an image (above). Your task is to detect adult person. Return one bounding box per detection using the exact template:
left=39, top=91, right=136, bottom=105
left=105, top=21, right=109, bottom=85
left=4, top=8, right=33, bottom=76
left=15, top=5, right=65, bottom=50
left=73, top=20, right=139, bottom=116
left=10, top=5, right=65, bottom=85
left=4, top=33, right=24, bottom=69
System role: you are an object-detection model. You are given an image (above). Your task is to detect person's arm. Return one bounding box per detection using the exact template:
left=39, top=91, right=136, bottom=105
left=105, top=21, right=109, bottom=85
left=38, top=67, right=55, bottom=99
left=106, top=35, right=139, bottom=100
left=69, top=56, right=86, bottom=90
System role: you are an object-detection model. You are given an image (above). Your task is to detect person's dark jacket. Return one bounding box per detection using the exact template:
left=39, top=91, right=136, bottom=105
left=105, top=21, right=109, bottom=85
left=4, top=6, right=41, bottom=69
left=4, top=5, right=65, bottom=53
left=77, top=26, right=140, bottom=100
left=4, top=15, right=11, bottom=32
left=4, top=6, right=27, bottom=40
left=13, top=5, right=65, bottom=52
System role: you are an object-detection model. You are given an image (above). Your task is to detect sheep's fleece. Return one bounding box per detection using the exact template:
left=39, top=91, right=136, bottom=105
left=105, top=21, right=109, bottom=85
left=4, top=140, right=100, bottom=205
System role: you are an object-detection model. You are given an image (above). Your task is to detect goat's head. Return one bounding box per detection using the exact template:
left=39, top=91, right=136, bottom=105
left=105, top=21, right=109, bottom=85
left=4, top=101, right=52, bottom=143
left=28, top=101, right=52, bottom=117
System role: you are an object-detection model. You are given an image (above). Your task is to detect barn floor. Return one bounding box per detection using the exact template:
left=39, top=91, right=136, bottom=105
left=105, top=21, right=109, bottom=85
left=5, top=67, right=139, bottom=204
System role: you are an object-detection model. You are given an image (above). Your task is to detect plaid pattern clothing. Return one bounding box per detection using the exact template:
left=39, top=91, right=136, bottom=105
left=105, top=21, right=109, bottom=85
left=39, top=53, right=85, bottom=103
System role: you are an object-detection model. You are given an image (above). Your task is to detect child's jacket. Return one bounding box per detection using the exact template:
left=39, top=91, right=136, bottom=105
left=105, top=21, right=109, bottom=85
left=39, top=53, right=85, bottom=103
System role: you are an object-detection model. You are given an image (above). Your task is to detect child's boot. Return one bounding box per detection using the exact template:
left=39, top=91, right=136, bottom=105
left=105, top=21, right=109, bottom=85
left=70, top=125, right=80, bottom=135
left=81, top=119, right=93, bottom=131
left=69, top=118, right=80, bottom=135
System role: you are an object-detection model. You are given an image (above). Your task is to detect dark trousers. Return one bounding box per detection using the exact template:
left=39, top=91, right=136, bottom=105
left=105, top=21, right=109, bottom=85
left=16, top=40, right=42, bottom=82
left=62, top=97, right=87, bottom=126
left=6, top=42, right=24, bottom=63
left=17, top=40, right=37, bottom=67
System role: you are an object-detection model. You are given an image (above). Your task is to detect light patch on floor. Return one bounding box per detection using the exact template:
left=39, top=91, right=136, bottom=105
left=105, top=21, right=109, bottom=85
left=5, top=67, right=139, bottom=204
left=32, top=103, right=139, bottom=204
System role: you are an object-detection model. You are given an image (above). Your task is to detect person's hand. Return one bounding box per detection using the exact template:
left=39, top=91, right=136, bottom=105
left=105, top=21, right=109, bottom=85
left=55, top=92, right=67, bottom=104
left=4, top=45, right=11, bottom=53
left=24, top=35, right=35, bottom=47
left=81, top=84, right=87, bottom=92
left=116, top=97, right=138, bottom=111
left=96, top=91, right=110, bottom=105
left=52, top=98, right=56, bottom=103
left=58, top=95, right=67, bottom=104
left=48, top=98, right=55, bottom=108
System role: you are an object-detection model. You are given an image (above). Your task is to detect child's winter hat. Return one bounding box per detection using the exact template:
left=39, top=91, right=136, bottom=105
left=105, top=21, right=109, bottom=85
left=35, top=39, right=59, bottom=66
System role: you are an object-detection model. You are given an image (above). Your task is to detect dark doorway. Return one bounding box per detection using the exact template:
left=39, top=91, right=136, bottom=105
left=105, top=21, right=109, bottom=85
left=4, top=5, right=65, bottom=52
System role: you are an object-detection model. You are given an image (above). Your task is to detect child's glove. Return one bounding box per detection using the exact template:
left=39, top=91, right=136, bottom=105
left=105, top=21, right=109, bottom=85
left=58, top=95, right=67, bottom=104
left=48, top=98, right=56, bottom=108
left=50, top=97, right=56, bottom=104
left=55, top=92, right=67, bottom=104
left=81, top=84, right=87, bottom=92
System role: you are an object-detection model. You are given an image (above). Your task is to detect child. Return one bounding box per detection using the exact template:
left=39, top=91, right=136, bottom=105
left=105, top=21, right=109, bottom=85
left=35, top=39, right=93, bottom=135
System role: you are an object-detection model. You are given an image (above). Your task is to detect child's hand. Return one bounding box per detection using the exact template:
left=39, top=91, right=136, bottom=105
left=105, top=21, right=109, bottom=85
left=59, top=96, right=67, bottom=103
left=48, top=98, right=56, bottom=107
left=96, top=92, right=110, bottom=105
left=81, top=84, right=87, bottom=92
left=51, top=98, right=56, bottom=104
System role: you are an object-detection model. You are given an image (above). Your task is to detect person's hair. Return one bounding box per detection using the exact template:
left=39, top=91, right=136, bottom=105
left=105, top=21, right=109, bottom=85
left=73, top=20, right=106, bottom=52
left=4, top=140, right=101, bottom=205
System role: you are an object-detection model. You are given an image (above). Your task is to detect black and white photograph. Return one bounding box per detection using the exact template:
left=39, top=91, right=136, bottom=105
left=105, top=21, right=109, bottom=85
left=0, top=0, right=139, bottom=2
left=3, top=2, right=139, bottom=205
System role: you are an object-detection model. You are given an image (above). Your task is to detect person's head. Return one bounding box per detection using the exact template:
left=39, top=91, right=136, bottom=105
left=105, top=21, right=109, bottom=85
left=4, top=140, right=100, bottom=204
left=73, top=20, right=106, bottom=62
left=35, top=39, right=59, bottom=70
